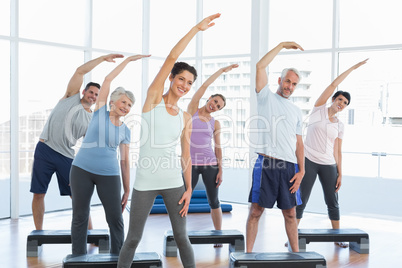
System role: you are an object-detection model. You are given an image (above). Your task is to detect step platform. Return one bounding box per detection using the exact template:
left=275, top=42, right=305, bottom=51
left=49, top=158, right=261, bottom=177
left=27, top=229, right=110, bottom=257
left=298, top=228, right=369, bottom=254
left=62, top=252, right=162, bottom=268
left=229, top=252, right=327, bottom=268
left=163, top=229, right=244, bottom=257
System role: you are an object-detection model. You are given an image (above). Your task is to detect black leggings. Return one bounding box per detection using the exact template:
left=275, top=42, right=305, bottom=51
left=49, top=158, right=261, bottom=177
left=191, top=165, right=220, bottom=209
left=70, top=165, right=124, bottom=254
left=296, top=157, right=340, bottom=221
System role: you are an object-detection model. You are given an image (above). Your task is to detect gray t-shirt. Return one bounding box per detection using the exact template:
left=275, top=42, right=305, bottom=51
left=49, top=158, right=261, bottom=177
left=40, top=93, right=92, bottom=159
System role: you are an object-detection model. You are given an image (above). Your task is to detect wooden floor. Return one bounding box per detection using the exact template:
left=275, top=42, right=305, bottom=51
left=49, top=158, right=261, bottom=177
left=2, top=203, right=401, bottom=268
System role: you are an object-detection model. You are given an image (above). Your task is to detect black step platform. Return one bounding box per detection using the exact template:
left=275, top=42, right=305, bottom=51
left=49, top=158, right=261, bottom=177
left=27, top=229, right=110, bottom=257
left=229, top=252, right=327, bottom=268
left=62, top=252, right=162, bottom=268
left=163, top=229, right=245, bottom=257
left=298, top=228, right=369, bottom=254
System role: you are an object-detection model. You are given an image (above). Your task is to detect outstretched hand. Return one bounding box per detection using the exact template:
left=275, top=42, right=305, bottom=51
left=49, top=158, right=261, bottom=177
left=104, top=54, right=124, bottom=63
left=222, top=63, right=239, bottom=73
left=351, top=58, right=369, bottom=70
left=281, top=41, right=304, bottom=51
left=196, top=13, right=221, bottom=31
left=127, top=54, right=151, bottom=61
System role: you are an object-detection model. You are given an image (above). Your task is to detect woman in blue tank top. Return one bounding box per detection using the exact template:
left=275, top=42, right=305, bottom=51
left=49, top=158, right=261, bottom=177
left=70, top=54, right=150, bottom=255
left=186, top=63, right=238, bottom=247
left=117, top=14, right=221, bottom=268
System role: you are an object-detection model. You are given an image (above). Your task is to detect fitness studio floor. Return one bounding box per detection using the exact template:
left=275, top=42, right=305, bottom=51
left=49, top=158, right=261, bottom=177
left=2, top=203, right=400, bottom=268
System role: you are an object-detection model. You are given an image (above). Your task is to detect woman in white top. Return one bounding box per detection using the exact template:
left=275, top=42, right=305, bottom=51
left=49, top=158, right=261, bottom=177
left=296, top=59, right=368, bottom=248
left=117, top=14, right=221, bottom=268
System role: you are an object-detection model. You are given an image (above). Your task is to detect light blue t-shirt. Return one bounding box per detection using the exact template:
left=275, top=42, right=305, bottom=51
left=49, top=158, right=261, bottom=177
left=255, top=86, right=302, bottom=163
left=72, top=105, right=131, bottom=176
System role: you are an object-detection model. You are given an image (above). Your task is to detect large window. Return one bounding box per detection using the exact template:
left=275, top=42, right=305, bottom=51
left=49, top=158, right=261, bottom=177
left=2, top=0, right=402, bottom=218
left=339, top=50, right=402, bottom=179
left=0, top=41, right=10, bottom=218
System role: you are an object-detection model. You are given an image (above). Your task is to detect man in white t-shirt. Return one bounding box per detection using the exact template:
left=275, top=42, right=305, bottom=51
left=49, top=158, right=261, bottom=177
left=246, top=42, right=305, bottom=252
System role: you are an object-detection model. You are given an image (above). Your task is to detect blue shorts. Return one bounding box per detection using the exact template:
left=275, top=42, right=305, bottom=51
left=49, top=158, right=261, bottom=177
left=30, top=142, right=73, bottom=196
left=248, top=154, right=301, bottom=210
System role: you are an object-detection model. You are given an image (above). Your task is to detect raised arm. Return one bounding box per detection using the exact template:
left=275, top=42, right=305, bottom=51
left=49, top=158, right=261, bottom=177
left=256, top=42, right=303, bottom=93
left=187, top=64, right=238, bottom=115
left=63, top=54, right=124, bottom=99
left=95, top=54, right=151, bottom=112
left=315, top=58, right=368, bottom=107
left=143, top=13, right=221, bottom=112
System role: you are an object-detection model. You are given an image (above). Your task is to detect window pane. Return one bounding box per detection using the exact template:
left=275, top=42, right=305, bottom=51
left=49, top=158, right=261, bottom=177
left=339, top=50, right=402, bottom=179
left=93, top=0, right=142, bottom=52
left=268, top=0, right=332, bottom=49
left=340, top=0, right=402, bottom=47
left=0, top=0, right=10, bottom=35
left=19, top=43, right=84, bottom=215
left=203, top=0, right=251, bottom=56
left=0, top=41, right=10, bottom=218
left=19, top=0, right=86, bottom=46
left=150, top=0, right=196, bottom=57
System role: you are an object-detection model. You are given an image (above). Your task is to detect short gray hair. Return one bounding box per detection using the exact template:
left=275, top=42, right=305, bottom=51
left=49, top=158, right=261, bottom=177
left=109, top=87, right=135, bottom=108
left=281, top=68, right=301, bottom=82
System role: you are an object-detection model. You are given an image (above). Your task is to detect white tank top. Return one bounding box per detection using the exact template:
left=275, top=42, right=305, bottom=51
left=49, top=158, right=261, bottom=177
left=134, top=98, right=185, bottom=191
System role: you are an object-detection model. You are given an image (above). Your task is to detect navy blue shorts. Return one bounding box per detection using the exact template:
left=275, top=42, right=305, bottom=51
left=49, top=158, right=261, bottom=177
left=248, top=154, right=302, bottom=210
left=30, top=142, right=73, bottom=196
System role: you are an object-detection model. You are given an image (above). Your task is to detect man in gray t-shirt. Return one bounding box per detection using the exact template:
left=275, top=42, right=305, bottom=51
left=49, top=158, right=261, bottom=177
left=30, top=54, right=123, bottom=230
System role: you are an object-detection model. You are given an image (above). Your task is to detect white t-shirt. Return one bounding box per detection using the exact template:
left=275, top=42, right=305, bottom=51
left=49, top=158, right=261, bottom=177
left=254, top=86, right=303, bottom=163
left=304, top=104, right=344, bottom=165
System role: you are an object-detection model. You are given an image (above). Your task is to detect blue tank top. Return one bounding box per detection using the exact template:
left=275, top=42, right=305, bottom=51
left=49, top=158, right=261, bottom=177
left=134, top=98, right=185, bottom=191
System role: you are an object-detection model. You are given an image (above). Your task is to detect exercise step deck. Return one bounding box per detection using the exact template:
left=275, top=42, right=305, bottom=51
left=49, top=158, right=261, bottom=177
left=230, top=252, right=326, bottom=268
left=27, top=229, right=110, bottom=257
left=164, top=229, right=244, bottom=257
left=298, top=228, right=369, bottom=254
left=62, top=252, right=162, bottom=268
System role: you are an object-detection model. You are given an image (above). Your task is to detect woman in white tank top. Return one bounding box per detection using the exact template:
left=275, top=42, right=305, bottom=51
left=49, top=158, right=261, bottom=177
left=118, top=13, right=222, bottom=268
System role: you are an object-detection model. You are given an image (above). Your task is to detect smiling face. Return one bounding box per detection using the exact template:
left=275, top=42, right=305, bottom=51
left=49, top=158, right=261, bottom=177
left=277, top=70, right=299, bottom=99
left=81, top=85, right=100, bottom=106
left=111, top=94, right=133, bottom=117
left=169, top=70, right=194, bottom=97
left=331, top=94, right=349, bottom=112
left=205, top=96, right=225, bottom=113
